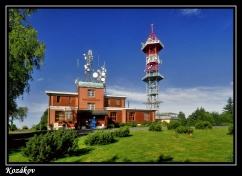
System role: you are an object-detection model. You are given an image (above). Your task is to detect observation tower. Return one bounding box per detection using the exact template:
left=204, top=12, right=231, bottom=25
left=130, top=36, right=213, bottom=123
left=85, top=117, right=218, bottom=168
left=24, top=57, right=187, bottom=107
left=141, top=24, right=164, bottom=112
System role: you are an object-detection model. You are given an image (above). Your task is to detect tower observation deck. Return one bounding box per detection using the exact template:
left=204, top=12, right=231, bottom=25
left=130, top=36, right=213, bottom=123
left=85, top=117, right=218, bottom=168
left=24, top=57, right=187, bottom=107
left=141, top=24, right=164, bottom=111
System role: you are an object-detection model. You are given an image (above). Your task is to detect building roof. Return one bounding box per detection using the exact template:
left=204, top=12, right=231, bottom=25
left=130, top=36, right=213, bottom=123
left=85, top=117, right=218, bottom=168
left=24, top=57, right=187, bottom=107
left=45, top=90, right=78, bottom=96
left=104, top=94, right=127, bottom=98
left=106, top=107, right=157, bottom=112
left=78, top=81, right=104, bottom=88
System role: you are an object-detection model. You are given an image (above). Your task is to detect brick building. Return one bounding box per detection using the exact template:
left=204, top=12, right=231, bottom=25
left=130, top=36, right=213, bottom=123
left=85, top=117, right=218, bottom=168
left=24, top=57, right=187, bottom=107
left=45, top=81, right=156, bottom=130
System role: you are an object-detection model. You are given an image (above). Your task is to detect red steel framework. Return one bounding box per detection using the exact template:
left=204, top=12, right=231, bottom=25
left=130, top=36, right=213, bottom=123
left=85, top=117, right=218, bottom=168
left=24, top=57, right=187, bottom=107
left=141, top=24, right=164, bottom=111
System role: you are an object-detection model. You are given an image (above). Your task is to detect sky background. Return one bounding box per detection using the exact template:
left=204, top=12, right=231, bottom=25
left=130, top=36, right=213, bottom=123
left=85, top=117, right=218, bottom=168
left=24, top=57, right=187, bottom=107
left=10, top=6, right=235, bottom=129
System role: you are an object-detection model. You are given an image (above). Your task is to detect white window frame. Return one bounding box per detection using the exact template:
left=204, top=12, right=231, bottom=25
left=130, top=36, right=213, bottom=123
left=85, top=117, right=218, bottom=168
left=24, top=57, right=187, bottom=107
left=88, top=103, right=95, bottom=110
left=88, top=89, right=95, bottom=97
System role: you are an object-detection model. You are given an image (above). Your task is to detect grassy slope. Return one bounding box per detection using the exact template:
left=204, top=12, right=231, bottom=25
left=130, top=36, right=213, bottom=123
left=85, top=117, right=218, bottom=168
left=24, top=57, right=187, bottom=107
left=8, top=127, right=233, bottom=163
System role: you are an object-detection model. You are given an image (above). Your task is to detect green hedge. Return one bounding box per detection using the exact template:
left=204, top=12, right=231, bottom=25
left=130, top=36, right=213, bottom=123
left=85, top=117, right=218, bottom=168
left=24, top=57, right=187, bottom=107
left=22, top=129, right=79, bottom=162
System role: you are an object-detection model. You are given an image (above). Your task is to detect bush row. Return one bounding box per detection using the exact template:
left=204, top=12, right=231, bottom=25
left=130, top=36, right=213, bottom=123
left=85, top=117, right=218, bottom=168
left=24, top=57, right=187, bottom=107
left=84, top=126, right=130, bottom=146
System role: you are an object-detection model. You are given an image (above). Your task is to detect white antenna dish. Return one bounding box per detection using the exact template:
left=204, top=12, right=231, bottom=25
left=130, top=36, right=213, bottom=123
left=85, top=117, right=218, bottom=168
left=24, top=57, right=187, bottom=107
left=101, top=77, right=105, bottom=82
left=93, top=72, right=98, bottom=78
left=101, top=72, right=106, bottom=76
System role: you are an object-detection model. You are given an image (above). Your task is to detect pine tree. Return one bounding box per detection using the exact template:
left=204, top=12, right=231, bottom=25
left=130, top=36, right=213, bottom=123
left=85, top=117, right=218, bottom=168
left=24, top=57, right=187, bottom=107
left=223, top=97, right=233, bottom=115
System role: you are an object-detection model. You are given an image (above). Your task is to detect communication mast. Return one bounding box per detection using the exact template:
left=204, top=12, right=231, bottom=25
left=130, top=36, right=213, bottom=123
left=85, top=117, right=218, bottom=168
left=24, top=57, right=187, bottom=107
left=83, top=50, right=94, bottom=82
left=75, top=49, right=107, bottom=92
left=141, top=24, right=164, bottom=112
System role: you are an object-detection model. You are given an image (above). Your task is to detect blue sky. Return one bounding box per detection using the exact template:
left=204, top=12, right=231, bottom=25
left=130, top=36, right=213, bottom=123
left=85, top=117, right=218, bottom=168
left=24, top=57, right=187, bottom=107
left=11, top=6, right=235, bottom=128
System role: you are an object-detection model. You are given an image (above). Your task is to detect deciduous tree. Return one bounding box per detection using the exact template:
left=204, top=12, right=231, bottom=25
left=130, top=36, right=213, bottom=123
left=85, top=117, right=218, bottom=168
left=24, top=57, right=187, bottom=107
left=8, top=8, right=46, bottom=118
left=9, top=106, right=28, bottom=126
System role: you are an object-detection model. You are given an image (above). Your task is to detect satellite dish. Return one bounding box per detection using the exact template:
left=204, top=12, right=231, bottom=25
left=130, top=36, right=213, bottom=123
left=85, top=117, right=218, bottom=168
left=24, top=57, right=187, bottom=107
left=101, top=77, right=105, bottom=82
left=101, top=72, right=106, bottom=76
left=93, top=72, right=98, bottom=78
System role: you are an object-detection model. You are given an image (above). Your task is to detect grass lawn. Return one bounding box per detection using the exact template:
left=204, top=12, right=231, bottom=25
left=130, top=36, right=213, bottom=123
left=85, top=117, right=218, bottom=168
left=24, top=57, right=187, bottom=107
left=8, top=127, right=234, bottom=163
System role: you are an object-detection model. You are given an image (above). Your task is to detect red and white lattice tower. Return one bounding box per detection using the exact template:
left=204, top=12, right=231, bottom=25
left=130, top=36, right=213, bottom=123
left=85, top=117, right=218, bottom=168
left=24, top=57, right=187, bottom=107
left=141, top=24, right=164, bottom=112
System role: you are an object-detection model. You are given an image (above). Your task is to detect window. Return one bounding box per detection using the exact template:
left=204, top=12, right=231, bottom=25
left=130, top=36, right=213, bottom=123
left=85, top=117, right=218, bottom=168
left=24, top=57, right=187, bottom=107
left=144, top=112, right=149, bottom=121
left=65, top=111, right=73, bottom=122
left=108, top=99, right=110, bottom=105
left=129, top=112, right=135, bottom=121
left=88, top=89, right=95, bottom=97
left=88, top=103, right=95, bottom=110
left=56, top=111, right=64, bottom=122
left=116, top=99, right=120, bottom=105
left=68, top=97, right=72, bottom=103
left=110, top=112, right=117, bottom=121
left=55, top=111, right=73, bottom=122
left=57, top=96, right=60, bottom=103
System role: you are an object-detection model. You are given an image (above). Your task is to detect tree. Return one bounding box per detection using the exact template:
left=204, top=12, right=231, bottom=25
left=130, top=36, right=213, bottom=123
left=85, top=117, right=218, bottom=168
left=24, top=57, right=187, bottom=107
left=178, top=111, right=187, bottom=126
left=8, top=8, right=46, bottom=118
left=221, top=97, right=234, bottom=123
left=9, top=106, right=28, bottom=126
left=35, top=108, right=48, bottom=130
left=210, top=111, right=221, bottom=126
left=186, top=107, right=214, bottom=127
left=223, top=97, right=233, bottom=115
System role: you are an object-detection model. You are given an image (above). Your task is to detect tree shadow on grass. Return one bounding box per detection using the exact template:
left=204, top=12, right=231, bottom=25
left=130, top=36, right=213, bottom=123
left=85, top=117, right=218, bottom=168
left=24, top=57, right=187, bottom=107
left=107, top=155, right=131, bottom=162
left=8, top=147, right=24, bottom=155
left=151, top=154, right=191, bottom=163
left=8, top=139, right=28, bottom=151
left=71, top=147, right=95, bottom=156
left=146, top=154, right=174, bottom=162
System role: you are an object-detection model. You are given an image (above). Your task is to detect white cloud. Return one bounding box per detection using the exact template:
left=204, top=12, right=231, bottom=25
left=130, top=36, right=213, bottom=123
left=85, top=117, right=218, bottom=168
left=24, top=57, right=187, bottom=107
left=36, top=78, right=44, bottom=81
left=107, top=85, right=233, bottom=117
left=180, top=9, right=201, bottom=16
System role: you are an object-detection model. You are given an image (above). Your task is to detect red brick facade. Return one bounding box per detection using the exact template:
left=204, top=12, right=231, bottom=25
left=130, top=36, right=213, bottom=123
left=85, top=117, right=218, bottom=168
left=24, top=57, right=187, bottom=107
left=45, top=82, right=156, bottom=130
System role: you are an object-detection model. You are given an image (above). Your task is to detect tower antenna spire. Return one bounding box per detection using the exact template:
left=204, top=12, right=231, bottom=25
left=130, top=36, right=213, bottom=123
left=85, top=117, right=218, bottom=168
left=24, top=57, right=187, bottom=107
left=151, top=24, right=154, bottom=33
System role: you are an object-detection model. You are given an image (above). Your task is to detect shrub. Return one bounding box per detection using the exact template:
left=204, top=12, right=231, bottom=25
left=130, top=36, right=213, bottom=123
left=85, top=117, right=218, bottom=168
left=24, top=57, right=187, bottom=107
left=35, top=124, right=47, bottom=131
left=175, top=126, right=193, bottom=134
left=195, top=121, right=212, bottom=129
left=148, top=122, right=162, bottom=132
left=227, top=123, right=234, bottom=135
left=113, top=126, right=130, bottom=137
left=126, top=122, right=138, bottom=127
left=84, top=129, right=115, bottom=146
left=114, top=122, right=120, bottom=128
left=22, top=129, right=79, bottom=162
left=141, top=121, right=152, bottom=127
left=22, top=125, right=28, bottom=130
left=160, top=121, right=168, bottom=127
left=107, top=124, right=115, bottom=129
left=167, top=121, right=181, bottom=130
left=9, top=124, right=17, bottom=131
